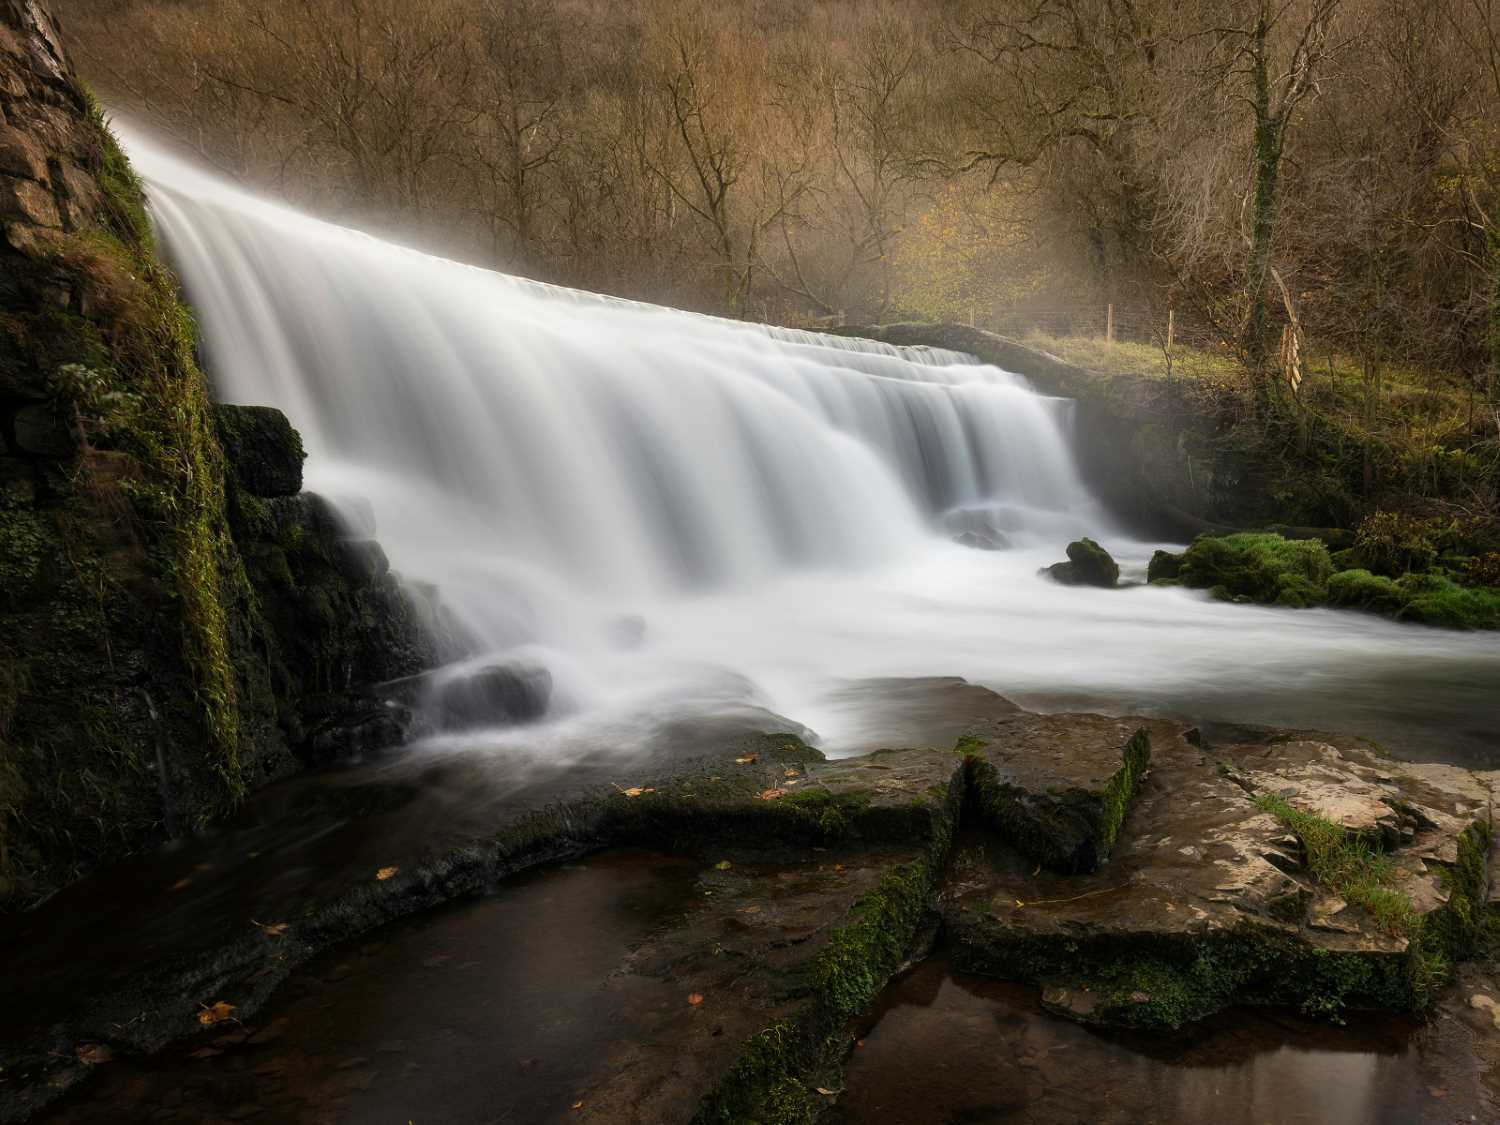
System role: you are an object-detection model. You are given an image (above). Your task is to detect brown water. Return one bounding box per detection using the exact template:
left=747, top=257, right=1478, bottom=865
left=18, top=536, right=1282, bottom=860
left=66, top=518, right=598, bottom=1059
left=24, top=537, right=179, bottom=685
left=835, top=956, right=1482, bottom=1125
left=38, top=850, right=700, bottom=1125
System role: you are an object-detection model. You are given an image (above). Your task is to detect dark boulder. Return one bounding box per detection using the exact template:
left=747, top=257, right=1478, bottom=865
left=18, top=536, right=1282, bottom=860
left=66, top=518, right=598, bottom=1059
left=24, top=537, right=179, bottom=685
left=214, top=404, right=305, bottom=497
left=1147, top=549, right=1183, bottom=584
left=429, top=662, right=553, bottom=730
left=1042, top=538, right=1119, bottom=588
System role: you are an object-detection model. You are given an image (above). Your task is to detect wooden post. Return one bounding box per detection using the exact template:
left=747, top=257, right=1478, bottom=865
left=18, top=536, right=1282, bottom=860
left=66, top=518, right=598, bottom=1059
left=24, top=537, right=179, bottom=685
left=1106, top=303, right=1115, bottom=346
left=969, top=308, right=975, bottom=328
left=1166, top=308, right=1175, bottom=354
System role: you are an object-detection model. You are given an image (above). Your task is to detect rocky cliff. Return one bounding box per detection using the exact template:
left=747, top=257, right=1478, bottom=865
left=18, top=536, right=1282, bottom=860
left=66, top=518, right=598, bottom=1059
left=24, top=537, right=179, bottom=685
left=0, top=1, right=438, bottom=908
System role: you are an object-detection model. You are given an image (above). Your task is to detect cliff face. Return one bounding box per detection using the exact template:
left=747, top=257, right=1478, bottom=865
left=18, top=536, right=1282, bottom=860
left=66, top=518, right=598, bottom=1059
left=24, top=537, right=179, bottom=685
left=0, top=2, right=437, bottom=908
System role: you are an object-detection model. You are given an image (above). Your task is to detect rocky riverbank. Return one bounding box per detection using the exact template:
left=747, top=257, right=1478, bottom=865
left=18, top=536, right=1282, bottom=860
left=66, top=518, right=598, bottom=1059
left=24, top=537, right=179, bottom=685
left=4, top=679, right=1496, bottom=1123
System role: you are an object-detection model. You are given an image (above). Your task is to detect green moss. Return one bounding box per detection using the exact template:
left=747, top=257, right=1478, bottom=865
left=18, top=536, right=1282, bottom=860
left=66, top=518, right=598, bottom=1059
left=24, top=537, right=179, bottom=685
left=696, top=845, right=949, bottom=1123
left=1179, top=533, right=1334, bottom=605
left=1327, top=568, right=1408, bottom=614
left=966, top=731, right=1149, bottom=874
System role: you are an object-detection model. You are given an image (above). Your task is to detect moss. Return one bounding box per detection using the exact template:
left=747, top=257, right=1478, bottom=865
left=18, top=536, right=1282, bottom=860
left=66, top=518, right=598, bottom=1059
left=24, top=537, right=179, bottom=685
left=1397, top=573, right=1500, bottom=629
left=1327, top=568, right=1408, bottom=614
left=966, top=730, right=1149, bottom=874
left=1179, top=533, right=1334, bottom=606
left=695, top=843, right=951, bottom=1123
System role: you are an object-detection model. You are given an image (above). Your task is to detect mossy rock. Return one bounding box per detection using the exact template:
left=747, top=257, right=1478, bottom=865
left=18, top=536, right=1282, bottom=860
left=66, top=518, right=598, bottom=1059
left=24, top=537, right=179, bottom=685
left=1042, top=537, right=1119, bottom=588
left=214, top=404, right=305, bottom=498
left=1147, top=548, right=1182, bottom=583
left=1178, top=532, right=1333, bottom=607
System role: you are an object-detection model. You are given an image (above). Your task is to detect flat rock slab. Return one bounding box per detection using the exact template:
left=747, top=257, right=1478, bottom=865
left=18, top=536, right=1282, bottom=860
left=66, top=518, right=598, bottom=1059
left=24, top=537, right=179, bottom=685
left=35, top=845, right=946, bottom=1125
left=944, top=720, right=1492, bottom=1029
left=0, top=699, right=968, bottom=1124
left=962, top=711, right=1151, bottom=872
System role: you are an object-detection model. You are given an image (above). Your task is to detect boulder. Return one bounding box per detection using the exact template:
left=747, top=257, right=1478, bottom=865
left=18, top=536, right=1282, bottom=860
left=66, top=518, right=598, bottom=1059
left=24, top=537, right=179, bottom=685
left=214, top=404, right=305, bottom=497
left=1147, top=548, right=1183, bottom=583
left=943, top=506, right=1012, bottom=551
left=1042, top=537, right=1119, bottom=588
left=430, top=662, right=552, bottom=730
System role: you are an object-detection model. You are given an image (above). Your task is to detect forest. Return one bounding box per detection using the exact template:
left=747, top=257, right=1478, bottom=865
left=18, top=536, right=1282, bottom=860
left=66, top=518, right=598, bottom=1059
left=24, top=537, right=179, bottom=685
left=57, top=1, right=1500, bottom=396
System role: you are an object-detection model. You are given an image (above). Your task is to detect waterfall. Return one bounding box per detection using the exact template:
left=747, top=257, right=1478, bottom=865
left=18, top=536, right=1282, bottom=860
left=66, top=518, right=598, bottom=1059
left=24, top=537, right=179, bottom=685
left=118, top=127, right=1500, bottom=766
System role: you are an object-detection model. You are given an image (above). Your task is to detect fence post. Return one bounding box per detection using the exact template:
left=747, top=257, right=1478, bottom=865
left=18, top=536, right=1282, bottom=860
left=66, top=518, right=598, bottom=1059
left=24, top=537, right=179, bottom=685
left=1166, top=308, right=1175, bottom=354
left=1106, top=303, right=1115, bottom=346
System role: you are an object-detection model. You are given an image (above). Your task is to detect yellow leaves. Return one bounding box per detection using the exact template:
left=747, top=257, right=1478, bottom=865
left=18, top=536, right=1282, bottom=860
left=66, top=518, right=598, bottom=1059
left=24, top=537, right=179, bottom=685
left=197, top=1001, right=236, bottom=1027
left=737, top=904, right=761, bottom=914
left=734, top=752, right=757, bottom=765
left=253, top=919, right=288, bottom=937
left=758, top=788, right=787, bottom=801
left=714, top=859, right=733, bottom=870
left=783, top=768, right=800, bottom=778
left=816, top=1087, right=837, bottom=1096
left=613, top=784, right=656, bottom=798
left=376, top=866, right=399, bottom=881
left=75, top=1044, right=113, bottom=1066
left=687, top=992, right=705, bottom=1006
left=571, top=1100, right=584, bottom=1110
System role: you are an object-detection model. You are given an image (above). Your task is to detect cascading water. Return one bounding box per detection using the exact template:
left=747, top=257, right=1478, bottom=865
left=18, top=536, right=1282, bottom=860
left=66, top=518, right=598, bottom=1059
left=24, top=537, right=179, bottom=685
left=119, top=127, right=1500, bottom=766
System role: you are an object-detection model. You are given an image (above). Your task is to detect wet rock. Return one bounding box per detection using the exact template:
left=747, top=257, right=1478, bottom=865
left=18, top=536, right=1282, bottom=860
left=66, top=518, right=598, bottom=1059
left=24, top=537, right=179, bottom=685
left=214, top=403, right=305, bottom=497
left=431, top=662, right=552, bottom=730
left=945, top=720, right=1492, bottom=1031
left=943, top=507, right=1012, bottom=550
left=1042, top=537, right=1119, bottom=588
left=1147, top=548, right=1183, bottom=583
left=962, top=712, right=1151, bottom=873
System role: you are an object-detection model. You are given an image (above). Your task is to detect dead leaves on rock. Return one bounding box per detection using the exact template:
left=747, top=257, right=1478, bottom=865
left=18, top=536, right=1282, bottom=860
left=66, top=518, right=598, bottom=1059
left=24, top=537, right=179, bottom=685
left=74, top=1044, right=113, bottom=1066
left=759, top=788, right=787, bottom=801
left=253, top=919, right=288, bottom=937
left=197, top=1001, right=236, bottom=1027
left=375, top=866, right=399, bottom=881
left=613, top=783, right=656, bottom=798
left=734, top=752, right=758, bottom=765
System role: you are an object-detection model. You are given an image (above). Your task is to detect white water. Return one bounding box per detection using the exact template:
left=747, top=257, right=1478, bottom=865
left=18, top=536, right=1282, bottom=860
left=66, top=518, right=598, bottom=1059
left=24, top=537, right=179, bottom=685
left=120, top=129, right=1500, bottom=767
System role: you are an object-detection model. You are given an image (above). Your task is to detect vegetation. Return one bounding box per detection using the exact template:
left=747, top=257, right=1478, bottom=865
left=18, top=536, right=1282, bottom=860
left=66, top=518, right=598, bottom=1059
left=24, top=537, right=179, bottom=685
left=1159, top=529, right=1500, bottom=628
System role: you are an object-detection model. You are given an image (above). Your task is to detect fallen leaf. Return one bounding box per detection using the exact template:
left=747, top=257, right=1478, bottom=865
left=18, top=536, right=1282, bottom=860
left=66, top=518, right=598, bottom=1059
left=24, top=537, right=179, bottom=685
left=785, top=779, right=801, bottom=786
left=784, top=768, right=800, bottom=778
left=571, top=1102, right=584, bottom=1111
left=1428, top=1087, right=1447, bottom=1099
left=613, top=784, right=656, bottom=798
left=253, top=920, right=288, bottom=937
left=738, top=905, right=761, bottom=914
left=833, top=864, right=845, bottom=872
left=759, top=788, right=786, bottom=801
left=816, top=1087, right=837, bottom=1096
left=75, top=1044, right=112, bottom=1066
left=1015, top=899, right=1025, bottom=908
left=714, top=860, right=732, bottom=870
left=197, top=1001, right=236, bottom=1027
left=376, top=866, right=399, bottom=881
left=734, top=753, right=757, bottom=765
left=687, top=993, right=705, bottom=1006
left=855, top=1039, right=865, bottom=1047
left=170, top=877, right=192, bottom=892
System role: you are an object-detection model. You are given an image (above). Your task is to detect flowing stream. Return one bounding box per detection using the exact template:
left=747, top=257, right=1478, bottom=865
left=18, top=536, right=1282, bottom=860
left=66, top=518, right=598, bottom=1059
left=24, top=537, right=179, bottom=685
left=120, top=128, right=1500, bottom=767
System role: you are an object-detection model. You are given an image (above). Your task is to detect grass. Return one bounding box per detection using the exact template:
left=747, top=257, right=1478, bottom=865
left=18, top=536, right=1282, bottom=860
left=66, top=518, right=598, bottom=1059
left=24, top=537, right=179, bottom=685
left=1253, top=793, right=1416, bottom=936
left=1021, top=330, right=1493, bottom=506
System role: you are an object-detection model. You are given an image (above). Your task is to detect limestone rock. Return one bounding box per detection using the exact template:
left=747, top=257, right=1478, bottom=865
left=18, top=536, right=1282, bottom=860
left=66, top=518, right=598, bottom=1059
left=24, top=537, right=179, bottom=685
left=963, top=712, right=1150, bottom=872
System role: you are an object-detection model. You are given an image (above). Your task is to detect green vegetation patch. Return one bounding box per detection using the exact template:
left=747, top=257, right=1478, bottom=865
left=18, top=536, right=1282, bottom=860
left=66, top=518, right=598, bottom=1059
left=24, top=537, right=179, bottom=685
left=1178, top=532, right=1334, bottom=607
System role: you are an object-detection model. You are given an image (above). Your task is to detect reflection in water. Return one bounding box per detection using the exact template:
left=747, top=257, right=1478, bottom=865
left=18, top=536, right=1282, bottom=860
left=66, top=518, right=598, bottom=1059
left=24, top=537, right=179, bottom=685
left=38, top=852, right=699, bottom=1125
left=836, top=957, right=1473, bottom=1125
